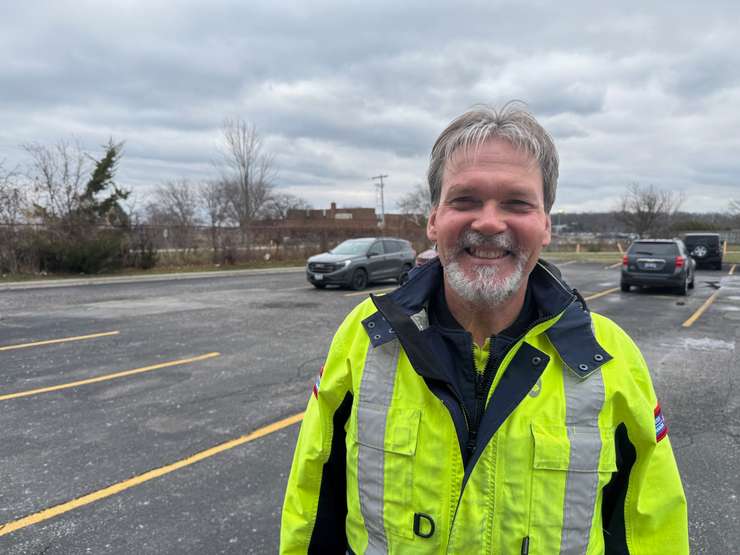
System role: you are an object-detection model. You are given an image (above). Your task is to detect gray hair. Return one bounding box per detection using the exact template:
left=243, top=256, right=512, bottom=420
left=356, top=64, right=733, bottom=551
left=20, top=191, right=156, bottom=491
left=427, top=102, right=559, bottom=213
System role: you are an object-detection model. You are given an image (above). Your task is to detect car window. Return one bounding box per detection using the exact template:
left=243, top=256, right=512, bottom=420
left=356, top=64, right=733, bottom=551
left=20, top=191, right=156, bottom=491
left=629, top=243, right=679, bottom=256
left=330, top=238, right=375, bottom=255
left=383, top=239, right=399, bottom=253
left=685, top=235, right=719, bottom=247
left=368, top=241, right=384, bottom=255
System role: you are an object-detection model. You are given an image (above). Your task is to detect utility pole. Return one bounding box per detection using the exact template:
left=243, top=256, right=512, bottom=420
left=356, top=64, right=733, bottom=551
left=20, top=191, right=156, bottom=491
left=371, top=174, right=388, bottom=228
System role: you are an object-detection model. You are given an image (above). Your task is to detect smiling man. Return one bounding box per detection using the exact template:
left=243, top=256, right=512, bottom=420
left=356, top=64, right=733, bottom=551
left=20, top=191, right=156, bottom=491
left=281, top=104, right=688, bottom=554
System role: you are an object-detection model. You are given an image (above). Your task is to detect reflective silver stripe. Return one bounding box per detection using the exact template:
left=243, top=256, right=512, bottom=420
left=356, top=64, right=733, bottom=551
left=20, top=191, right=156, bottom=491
left=357, top=339, right=401, bottom=554
left=410, top=308, right=429, bottom=331
left=559, top=366, right=605, bottom=555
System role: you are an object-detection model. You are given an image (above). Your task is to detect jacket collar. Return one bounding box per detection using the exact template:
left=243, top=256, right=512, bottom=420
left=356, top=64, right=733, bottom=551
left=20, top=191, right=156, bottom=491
left=362, top=257, right=613, bottom=379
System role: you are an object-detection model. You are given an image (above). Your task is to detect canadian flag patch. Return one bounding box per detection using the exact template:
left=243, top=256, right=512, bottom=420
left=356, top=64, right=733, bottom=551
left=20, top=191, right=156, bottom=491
left=654, top=403, right=668, bottom=442
left=312, top=365, right=324, bottom=399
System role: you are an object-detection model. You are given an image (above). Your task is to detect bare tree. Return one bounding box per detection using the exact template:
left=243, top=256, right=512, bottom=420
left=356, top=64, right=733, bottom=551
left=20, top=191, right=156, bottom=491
left=260, top=192, right=312, bottom=220
left=199, top=179, right=229, bottom=227
left=0, top=161, right=28, bottom=273
left=615, top=183, right=685, bottom=238
left=397, top=183, right=432, bottom=226
left=730, top=199, right=740, bottom=225
left=0, top=160, right=26, bottom=225
left=23, top=139, right=89, bottom=222
left=199, top=179, right=231, bottom=259
left=148, top=179, right=201, bottom=228
left=219, top=118, right=276, bottom=240
left=146, top=179, right=201, bottom=250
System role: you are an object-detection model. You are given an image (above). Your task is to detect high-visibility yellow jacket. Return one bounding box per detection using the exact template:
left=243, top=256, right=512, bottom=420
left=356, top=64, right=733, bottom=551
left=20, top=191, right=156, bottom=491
left=281, top=259, right=688, bottom=554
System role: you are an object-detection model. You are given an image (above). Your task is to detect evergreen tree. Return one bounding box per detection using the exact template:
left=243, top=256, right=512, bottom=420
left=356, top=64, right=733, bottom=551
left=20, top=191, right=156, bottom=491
left=75, top=139, right=130, bottom=228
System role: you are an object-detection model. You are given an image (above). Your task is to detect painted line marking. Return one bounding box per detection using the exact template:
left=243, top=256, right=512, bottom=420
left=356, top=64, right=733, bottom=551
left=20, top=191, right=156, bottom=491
left=730, top=264, right=736, bottom=276
left=0, top=412, right=305, bottom=537
left=605, top=261, right=622, bottom=269
left=558, top=260, right=577, bottom=266
left=0, top=331, right=120, bottom=352
left=584, top=287, right=620, bottom=301
left=682, top=290, right=721, bottom=328
left=344, top=287, right=395, bottom=297
left=0, top=352, right=220, bottom=401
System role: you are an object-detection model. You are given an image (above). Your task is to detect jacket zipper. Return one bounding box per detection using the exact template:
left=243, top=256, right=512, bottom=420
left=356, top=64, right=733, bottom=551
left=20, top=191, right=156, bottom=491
left=467, top=349, right=496, bottom=460
left=447, top=385, right=471, bottom=436
left=463, top=293, right=577, bottom=460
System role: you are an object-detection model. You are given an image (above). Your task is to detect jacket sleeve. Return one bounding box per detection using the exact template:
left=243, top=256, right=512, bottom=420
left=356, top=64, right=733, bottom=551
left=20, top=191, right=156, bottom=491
left=597, top=316, right=689, bottom=555
left=280, top=304, right=369, bottom=554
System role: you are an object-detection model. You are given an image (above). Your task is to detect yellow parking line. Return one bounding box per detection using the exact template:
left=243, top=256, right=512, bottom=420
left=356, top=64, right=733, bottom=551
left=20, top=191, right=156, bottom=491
left=0, top=331, right=120, bottom=352
left=344, top=287, right=395, bottom=297
left=584, top=287, right=620, bottom=301
left=0, top=352, right=220, bottom=401
left=730, top=264, right=736, bottom=276
left=605, top=261, right=622, bottom=269
left=0, top=411, right=305, bottom=537
left=682, top=290, right=721, bottom=328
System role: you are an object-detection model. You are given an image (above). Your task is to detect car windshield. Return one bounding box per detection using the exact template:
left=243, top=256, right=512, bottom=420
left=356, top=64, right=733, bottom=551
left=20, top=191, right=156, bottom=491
left=629, top=243, right=678, bottom=256
left=329, top=239, right=374, bottom=255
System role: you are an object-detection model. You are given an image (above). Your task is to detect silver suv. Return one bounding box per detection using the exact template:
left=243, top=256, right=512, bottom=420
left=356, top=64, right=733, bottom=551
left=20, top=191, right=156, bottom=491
left=306, top=237, right=416, bottom=290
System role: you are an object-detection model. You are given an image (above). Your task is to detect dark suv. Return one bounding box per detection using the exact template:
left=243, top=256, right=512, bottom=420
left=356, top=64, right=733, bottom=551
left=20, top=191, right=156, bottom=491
left=306, top=237, right=416, bottom=290
left=684, top=233, right=723, bottom=270
left=621, top=239, right=696, bottom=295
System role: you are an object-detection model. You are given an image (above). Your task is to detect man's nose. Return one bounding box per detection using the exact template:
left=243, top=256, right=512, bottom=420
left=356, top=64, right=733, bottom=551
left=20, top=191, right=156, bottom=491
left=470, top=202, right=507, bottom=235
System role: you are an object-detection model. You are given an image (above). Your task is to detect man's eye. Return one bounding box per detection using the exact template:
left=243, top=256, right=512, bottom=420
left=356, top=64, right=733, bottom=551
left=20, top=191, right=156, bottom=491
left=505, top=200, right=533, bottom=210
left=449, top=197, right=478, bottom=208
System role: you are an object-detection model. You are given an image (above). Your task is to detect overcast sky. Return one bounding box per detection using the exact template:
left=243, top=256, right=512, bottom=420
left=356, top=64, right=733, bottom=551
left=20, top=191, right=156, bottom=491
left=2, top=1, right=739, bottom=214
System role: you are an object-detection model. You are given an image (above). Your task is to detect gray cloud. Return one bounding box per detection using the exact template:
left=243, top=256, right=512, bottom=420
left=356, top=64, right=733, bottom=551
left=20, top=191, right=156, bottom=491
left=2, top=1, right=740, bottom=213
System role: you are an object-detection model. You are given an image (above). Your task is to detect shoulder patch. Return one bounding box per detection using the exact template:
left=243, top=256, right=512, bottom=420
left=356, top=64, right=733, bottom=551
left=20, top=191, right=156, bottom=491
left=654, top=403, right=668, bottom=442
left=312, top=365, right=324, bottom=399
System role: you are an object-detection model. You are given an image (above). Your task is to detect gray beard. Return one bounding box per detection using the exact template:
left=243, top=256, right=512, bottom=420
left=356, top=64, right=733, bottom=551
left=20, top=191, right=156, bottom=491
left=441, top=231, right=530, bottom=306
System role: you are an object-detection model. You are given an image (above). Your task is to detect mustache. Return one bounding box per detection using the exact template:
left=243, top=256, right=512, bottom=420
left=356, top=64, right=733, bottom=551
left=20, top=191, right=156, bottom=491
left=455, top=230, right=517, bottom=252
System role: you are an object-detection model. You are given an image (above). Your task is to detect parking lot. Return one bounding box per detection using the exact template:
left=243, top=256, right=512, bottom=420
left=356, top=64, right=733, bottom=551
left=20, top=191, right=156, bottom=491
left=0, top=261, right=738, bottom=554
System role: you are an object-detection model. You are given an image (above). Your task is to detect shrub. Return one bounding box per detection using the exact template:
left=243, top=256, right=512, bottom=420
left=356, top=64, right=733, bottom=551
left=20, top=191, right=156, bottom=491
left=34, top=231, right=127, bottom=274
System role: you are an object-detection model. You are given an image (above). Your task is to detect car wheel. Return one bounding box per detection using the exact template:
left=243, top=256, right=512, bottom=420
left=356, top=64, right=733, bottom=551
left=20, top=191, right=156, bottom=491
left=312, top=282, right=326, bottom=289
left=692, top=245, right=708, bottom=259
left=677, top=276, right=688, bottom=296
left=715, top=262, right=723, bottom=271
left=350, top=269, right=368, bottom=291
left=397, top=264, right=412, bottom=285
left=620, top=281, right=630, bottom=292
left=688, top=272, right=695, bottom=289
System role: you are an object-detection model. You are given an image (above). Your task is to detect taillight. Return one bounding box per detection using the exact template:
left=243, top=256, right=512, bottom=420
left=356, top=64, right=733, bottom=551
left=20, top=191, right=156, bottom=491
left=622, top=255, right=628, bottom=266
left=675, top=256, right=685, bottom=268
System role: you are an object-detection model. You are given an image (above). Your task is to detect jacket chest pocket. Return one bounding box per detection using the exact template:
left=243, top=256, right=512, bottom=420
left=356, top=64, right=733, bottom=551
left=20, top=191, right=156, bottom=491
left=354, top=404, right=421, bottom=540
left=529, top=423, right=617, bottom=553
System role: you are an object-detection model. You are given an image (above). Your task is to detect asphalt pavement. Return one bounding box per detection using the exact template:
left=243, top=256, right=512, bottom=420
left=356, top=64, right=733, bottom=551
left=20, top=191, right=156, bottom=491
left=0, top=262, right=737, bottom=553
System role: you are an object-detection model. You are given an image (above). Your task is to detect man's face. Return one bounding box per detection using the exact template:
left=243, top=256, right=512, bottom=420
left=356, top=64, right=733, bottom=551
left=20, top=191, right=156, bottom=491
left=426, top=138, right=551, bottom=305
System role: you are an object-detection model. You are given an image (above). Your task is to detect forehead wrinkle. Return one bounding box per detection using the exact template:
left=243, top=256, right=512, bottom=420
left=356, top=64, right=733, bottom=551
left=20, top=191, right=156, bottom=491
left=444, top=139, right=541, bottom=181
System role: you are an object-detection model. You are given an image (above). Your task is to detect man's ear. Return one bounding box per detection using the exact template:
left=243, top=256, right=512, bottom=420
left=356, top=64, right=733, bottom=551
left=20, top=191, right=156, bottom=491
left=542, top=213, right=552, bottom=246
left=426, top=206, right=438, bottom=243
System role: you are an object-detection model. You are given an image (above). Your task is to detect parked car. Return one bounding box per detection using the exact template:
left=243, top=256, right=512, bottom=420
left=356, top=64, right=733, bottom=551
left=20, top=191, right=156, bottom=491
left=306, top=237, right=416, bottom=290
left=621, top=239, right=696, bottom=295
left=683, top=233, right=723, bottom=270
